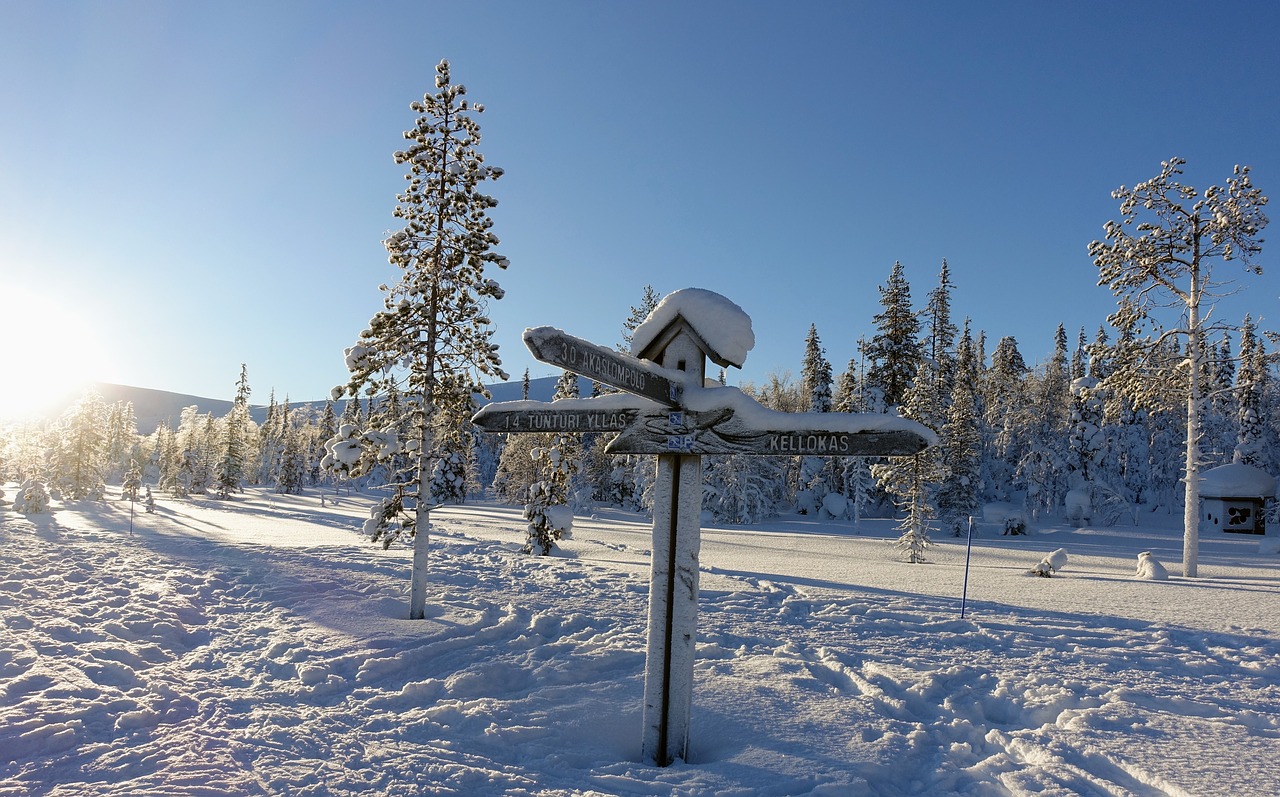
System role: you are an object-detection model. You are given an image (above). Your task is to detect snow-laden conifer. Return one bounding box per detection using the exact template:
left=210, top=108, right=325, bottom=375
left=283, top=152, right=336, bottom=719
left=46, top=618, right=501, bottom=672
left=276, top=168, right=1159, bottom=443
left=216, top=365, right=251, bottom=499
left=865, top=261, right=920, bottom=410
left=523, top=435, right=576, bottom=555
left=922, top=259, right=958, bottom=393
left=332, top=60, right=508, bottom=618
left=1235, top=315, right=1265, bottom=466
left=13, top=478, right=50, bottom=514
left=50, top=391, right=108, bottom=500
left=937, top=327, right=982, bottom=534
left=800, top=324, right=833, bottom=413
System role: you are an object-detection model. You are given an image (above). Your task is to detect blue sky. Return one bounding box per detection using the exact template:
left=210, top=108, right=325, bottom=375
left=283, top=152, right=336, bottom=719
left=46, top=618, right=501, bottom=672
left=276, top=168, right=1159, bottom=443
left=2, top=1, right=1279, bottom=415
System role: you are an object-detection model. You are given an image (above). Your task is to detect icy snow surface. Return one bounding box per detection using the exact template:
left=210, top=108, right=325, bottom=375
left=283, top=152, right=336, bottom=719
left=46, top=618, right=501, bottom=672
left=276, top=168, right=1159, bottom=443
left=3, top=485, right=1279, bottom=796
left=630, top=288, right=755, bottom=368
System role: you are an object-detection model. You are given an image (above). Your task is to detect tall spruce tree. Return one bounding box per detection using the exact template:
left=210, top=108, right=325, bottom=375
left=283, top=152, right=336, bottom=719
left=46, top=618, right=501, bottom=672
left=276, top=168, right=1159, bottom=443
left=923, top=259, right=958, bottom=390
left=1236, top=314, right=1265, bottom=465
left=620, top=285, right=661, bottom=352
left=1090, top=157, right=1268, bottom=576
left=216, top=365, right=251, bottom=499
left=865, top=261, right=920, bottom=409
left=800, top=324, right=833, bottom=413
left=937, top=325, right=983, bottom=534
left=335, top=59, right=509, bottom=619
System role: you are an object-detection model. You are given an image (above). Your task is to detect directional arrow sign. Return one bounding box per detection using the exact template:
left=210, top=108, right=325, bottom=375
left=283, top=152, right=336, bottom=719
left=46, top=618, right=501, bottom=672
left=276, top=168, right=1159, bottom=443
left=524, top=327, right=684, bottom=408
left=607, top=406, right=933, bottom=456
left=472, top=402, right=639, bottom=434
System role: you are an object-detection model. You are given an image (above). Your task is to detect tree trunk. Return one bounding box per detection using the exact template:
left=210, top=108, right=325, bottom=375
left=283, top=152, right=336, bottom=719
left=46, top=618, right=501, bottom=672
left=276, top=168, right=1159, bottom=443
left=409, top=417, right=432, bottom=619
left=1183, top=264, right=1203, bottom=578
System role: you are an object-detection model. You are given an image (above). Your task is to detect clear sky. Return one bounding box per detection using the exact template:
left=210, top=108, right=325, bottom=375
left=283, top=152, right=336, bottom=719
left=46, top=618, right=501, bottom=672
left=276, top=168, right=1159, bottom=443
left=3, top=1, right=1279, bottom=419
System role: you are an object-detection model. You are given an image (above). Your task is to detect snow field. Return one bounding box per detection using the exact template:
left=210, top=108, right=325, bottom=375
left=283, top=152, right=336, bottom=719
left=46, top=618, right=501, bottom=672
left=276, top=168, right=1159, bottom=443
left=2, top=487, right=1278, bottom=796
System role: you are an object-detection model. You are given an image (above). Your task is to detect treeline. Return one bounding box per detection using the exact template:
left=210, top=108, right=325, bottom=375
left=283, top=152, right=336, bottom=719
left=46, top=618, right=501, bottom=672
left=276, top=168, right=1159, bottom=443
left=2, top=266, right=1276, bottom=534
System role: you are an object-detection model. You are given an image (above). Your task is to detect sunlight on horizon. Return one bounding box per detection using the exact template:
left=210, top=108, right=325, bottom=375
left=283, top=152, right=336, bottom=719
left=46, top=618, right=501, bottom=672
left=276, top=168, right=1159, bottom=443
left=0, top=284, right=112, bottom=422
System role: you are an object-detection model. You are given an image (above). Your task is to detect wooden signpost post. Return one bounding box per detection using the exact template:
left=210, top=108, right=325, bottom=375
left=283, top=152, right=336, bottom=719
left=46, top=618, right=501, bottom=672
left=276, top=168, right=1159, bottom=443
left=472, top=293, right=934, bottom=767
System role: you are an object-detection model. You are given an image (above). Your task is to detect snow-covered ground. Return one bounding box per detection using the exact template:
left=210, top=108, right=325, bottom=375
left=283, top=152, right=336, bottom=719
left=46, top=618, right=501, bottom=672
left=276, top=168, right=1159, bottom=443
left=2, top=486, right=1278, bottom=796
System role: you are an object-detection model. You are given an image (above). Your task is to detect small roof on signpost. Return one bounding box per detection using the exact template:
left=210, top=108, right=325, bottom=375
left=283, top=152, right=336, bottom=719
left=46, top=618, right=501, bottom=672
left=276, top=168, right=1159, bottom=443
left=631, top=288, right=755, bottom=369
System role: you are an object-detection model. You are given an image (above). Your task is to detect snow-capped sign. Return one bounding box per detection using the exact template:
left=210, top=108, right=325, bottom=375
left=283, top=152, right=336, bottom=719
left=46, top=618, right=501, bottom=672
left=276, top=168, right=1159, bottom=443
left=471, top=396, right=644, bottom=434
left=630, top=288, right=754, bottom=369
left=606, top=403, right=931, bottom=456
left=523, top=327, right=684, bottom=408
left=476, top=292, right=935, bottom=770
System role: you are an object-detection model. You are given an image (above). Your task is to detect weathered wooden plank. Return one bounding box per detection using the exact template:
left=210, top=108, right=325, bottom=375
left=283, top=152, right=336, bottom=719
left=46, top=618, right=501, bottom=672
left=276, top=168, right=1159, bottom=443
left=607, top=408, right=932, bottom=456
left=524, top=327, right=683, bottom=408
left=471, top=404, right=638, bottom=434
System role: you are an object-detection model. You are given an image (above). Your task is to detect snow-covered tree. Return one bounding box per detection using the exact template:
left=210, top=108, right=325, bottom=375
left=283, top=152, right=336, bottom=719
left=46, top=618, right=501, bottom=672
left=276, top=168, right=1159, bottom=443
left=523, top=434, right=576, bottom=555
left=865, top=261, right=920, bottom=409
left=122, top=462, right=141, bottom=502
left=983, top=336, right=1029, bottom=498
left=1090, top=157, right=1269, bottom=576
left=216, top=364, right=252, bottom=499
left=1235, top=314, right=1265, bottom=465
left=49, top=390, right=108, bottom=500
left=1039, top=324, right=1072, bottom=434
left=890, top=455, right=934, bottom=563
left=276, top=400, right=307, bottom=495
left=702, top=452, right=785, bottom=524
left=937, top=328, right=982, bottom=535
left=797, top=325, right=835, bottom=509
left=872, top=359, right=944, bottom=520
left=620, top=284, right=661, bottom=352
left=922, top=259, right=958, bottom=391
left=103, top=400, right=139, bottom=481
left=800, top=324, right=833, bottom=413
left=13, top=478, right=50, bottom=514
left=310, top=400, right=338, bottom=485
left=334, top=60, right=509, bottom=618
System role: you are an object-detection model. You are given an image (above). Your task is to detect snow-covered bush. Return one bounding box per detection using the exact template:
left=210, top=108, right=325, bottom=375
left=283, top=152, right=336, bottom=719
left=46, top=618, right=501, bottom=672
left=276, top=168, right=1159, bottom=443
left=1028, top=548, right=1068, bottom=577
left=430, top=450, right=468, bottom=505
left=13, top=479, right=50, bottom=514
left=523, top=437, right=576, bottom=555
left=1004, top=515, right=1027, bottom=535
left=122, top=465, right=141, bottom=502
left=820, top=491, right=847, bottom=520
left=895, top=517, right=932, bottom=564
left=1134, top=551, right=1169, bottom=580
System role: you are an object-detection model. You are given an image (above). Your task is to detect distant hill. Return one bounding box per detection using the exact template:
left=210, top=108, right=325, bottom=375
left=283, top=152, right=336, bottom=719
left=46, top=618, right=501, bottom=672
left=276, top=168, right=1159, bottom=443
left=62, top=376, right=593, bottom=433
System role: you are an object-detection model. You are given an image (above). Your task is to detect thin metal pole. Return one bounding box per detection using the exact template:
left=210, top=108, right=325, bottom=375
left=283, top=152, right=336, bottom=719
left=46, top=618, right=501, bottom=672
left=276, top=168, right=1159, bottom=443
left=960, top=515, right=974, bottom=618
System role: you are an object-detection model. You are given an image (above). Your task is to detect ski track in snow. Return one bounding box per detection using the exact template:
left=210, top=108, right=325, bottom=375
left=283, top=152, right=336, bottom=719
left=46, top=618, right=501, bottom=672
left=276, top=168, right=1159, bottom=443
left=2, top=489, right=1278, bottom=796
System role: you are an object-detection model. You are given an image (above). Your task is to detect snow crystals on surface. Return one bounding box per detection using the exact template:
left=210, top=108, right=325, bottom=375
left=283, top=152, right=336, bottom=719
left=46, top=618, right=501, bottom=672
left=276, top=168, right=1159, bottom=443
left=2, top=485, right=1279, bottom=796
left=630, top=288, right=755, bottom=368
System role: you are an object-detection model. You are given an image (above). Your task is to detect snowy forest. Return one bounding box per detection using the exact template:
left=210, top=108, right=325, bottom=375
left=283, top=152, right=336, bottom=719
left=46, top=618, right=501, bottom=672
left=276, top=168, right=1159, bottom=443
left=3, top=254, right=1276, bottom=541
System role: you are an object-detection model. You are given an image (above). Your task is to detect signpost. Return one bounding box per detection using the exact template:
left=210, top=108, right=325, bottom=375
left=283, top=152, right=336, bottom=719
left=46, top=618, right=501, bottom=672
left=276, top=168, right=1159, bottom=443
left=474, top=299, right=934, bottom=767
left=523, top=327, right=683, bottom=407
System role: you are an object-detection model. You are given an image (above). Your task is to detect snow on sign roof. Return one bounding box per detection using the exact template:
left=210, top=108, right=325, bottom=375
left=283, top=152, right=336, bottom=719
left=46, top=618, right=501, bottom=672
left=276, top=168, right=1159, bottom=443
left=630, top=288, right=755, bottom=368
left=1199, top=462, right=1277, bottom=499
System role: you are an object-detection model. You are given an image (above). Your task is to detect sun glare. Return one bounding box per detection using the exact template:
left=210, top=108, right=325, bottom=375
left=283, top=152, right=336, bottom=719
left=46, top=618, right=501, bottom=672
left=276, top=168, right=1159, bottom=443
left=0, top=285, right=110, bottom=422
